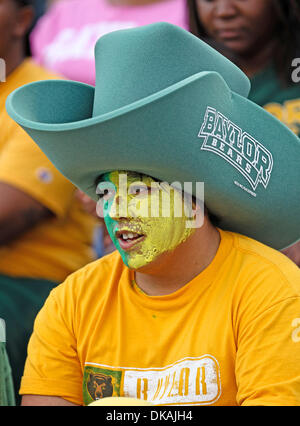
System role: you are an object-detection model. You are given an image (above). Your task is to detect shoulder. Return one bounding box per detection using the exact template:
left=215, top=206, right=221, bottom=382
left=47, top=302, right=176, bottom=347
left=1, top=60, right=62, bottom=109
left=21, top=59, right=63, bottom=82
left=5, top=59, right=63, bottom=94
left=234, top=231, right=298, bottom=275
left=249, top=65, right=300, bottom=104
left=226, top=230, right=300, bottom=301
left=69, top=249, right=122, bottom=281
left=215, top=231, right=300, bottom=337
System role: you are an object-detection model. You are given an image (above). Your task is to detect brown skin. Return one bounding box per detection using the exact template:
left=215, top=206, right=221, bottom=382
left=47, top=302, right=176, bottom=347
left=22, top=395, right=77, bottom=406
left=0, top=183, right=53, bottom=245
left=194, top=0, right=279, bottom=77
left=282, top=241, right=300, bottom=268
left=135, top=213, right=220, bottom=296
left=0, top=1, right=53, bottom=246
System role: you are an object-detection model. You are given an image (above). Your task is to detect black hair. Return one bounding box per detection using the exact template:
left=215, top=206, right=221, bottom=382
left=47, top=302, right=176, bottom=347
left=186, top=0, right=300, bottom=85
left=94, top=171, right=147, bottom=190
left=14, top=0, right=34, bottom=5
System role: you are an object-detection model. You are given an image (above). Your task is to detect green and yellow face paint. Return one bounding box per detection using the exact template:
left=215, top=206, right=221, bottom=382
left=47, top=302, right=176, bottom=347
left=96, top=170, right=196, bottom=270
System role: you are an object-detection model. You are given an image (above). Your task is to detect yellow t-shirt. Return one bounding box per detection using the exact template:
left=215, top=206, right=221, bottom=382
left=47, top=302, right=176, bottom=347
left=0, top=59, right=97, bottom=282
left=20, top=229, right=300, bottom=406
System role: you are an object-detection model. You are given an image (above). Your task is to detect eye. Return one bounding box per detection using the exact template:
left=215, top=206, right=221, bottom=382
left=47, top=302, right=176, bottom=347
left=96, top=182, right=116, bottom=202
left=98, top=189, right=109, bottom=199
left=128, top=184, right=150, bottom=196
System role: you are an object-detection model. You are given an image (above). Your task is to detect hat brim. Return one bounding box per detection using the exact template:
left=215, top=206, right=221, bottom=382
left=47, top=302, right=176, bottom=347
left=6, top=72, right=300, bottom=250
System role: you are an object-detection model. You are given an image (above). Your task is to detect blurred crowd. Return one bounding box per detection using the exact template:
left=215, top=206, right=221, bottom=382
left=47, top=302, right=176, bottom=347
left=0, top=0, right=299, bottom=405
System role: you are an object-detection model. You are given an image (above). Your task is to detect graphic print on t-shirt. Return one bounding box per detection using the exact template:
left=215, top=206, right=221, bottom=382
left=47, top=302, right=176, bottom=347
left=83, top=355, right=221, bottom=406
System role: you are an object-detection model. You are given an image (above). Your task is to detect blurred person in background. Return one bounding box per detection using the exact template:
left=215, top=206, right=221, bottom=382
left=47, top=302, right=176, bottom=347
left=0, top=0, right=97, bottom=403
left=187, top=0, right=300, bottom=267
left=29, top=0, right=188, bottom=85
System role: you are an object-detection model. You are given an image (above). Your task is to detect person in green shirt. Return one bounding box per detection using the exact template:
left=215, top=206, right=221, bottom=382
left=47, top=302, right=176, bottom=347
left=186, top=0, right=300, bottom=267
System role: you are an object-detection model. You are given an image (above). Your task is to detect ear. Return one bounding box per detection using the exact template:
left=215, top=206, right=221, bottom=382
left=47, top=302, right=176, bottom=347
left=13, top=6, right=35, bottom=39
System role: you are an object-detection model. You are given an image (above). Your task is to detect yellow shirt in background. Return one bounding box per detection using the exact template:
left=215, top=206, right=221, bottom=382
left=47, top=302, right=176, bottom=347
left=0, top=59, right=97, bottom=282
left=20, top=229, right=300, bottom=406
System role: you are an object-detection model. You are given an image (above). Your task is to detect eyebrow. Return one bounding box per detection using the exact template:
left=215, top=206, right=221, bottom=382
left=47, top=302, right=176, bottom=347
left=94, top=174, right=105, bottom=189
left=94, top=171, right=164, bottom=191
left=94, top=171, right=149, bottom=188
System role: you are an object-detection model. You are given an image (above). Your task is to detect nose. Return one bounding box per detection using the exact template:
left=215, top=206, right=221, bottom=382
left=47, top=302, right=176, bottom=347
left=214, top=0, right=238, bottom=19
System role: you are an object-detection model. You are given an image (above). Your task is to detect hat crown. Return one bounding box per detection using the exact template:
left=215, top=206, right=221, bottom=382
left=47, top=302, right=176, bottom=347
left=93, top=22, right=250, bottom=116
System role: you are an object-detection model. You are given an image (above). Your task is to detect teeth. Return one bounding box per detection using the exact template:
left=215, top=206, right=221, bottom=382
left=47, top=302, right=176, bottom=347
left=121, top=232, right=139, bottom=240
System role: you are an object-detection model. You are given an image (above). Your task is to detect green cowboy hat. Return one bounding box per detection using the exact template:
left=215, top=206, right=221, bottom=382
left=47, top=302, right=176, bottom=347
left=6, top=22, right=300, bottom=250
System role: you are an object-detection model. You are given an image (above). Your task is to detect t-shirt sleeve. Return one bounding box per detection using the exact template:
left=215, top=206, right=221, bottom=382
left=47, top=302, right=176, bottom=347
left=0, top=125, right=76, bottom=219
left=19, top=280, right=83, bottom=405
left=235, top=268, right=300, bottom=406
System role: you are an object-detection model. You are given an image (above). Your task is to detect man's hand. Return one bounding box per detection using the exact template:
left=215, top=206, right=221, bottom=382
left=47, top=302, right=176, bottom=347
left=21, top=395, right=77, bottom=406
left=0, top=182, right=53, bottom=246
left=76, top=190, right=98, bottom=217
left=281, top=240, right=300, bottom=267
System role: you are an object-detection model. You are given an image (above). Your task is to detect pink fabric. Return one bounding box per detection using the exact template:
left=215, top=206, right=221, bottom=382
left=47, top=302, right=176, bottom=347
left=30, top=0, right=188, bottom=85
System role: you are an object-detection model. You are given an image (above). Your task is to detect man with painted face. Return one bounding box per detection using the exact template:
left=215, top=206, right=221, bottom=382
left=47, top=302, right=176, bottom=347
left=6, top=23, right=300, bottom=406
left=95, top=171, right=217, bottom=295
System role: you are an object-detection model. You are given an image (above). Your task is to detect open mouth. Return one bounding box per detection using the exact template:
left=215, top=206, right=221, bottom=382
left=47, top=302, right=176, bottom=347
left=115, top=230, right=145, bottom=250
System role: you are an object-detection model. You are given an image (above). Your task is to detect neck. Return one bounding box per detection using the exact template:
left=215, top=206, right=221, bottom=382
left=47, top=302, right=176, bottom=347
left=237, top=38, right=277, bottom=78
left=135, top=220, right=220, bottom=296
